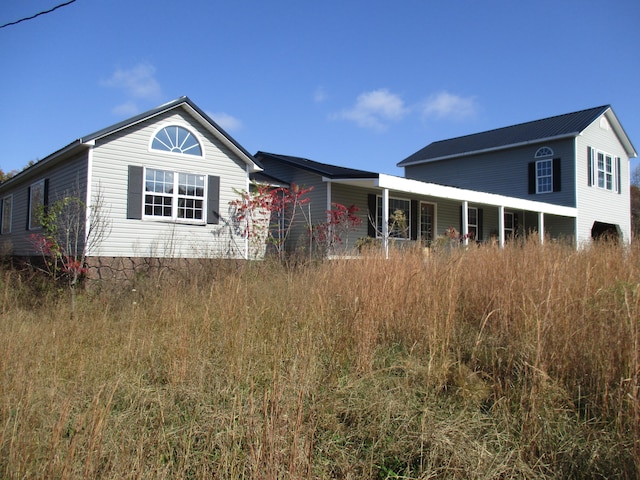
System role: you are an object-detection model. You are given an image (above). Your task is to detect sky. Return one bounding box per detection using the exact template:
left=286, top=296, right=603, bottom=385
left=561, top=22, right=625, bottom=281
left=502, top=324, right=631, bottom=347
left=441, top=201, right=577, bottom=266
left=1, top=0, right=639, bottom=178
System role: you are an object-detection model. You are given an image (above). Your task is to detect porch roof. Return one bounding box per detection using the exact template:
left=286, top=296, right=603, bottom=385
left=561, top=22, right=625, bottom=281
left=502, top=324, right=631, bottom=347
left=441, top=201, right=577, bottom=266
left=324, top=174, right=577, bottom=217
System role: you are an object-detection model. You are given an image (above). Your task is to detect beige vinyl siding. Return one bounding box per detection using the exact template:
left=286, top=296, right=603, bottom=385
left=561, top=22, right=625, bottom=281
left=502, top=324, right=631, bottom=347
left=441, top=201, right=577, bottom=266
left=575, top=115, right=631, bottom=244
left=89, top=109, right=249, bottom=258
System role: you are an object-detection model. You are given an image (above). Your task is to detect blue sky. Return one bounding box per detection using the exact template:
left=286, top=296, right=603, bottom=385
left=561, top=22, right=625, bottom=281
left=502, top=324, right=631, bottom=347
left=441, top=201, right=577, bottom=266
left=1, top=0, right=639, bottom=177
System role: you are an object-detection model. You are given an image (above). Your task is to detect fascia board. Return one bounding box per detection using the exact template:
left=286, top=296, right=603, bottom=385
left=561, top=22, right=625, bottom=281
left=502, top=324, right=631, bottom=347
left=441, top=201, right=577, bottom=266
left=376, top=174, right=577, bottom=217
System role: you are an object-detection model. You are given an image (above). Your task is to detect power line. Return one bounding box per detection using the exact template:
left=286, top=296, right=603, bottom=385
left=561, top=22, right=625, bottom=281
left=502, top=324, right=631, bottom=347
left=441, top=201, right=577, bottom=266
left=0, top=0, right=77, bottom=30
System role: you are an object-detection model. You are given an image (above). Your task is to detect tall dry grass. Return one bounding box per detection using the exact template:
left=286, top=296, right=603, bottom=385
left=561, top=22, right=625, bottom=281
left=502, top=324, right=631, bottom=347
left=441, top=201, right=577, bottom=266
left=0, top=239, right=638, bottom=478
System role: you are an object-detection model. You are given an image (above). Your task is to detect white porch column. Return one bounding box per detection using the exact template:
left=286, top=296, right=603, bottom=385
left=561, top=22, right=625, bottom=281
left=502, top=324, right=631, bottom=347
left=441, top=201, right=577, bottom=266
left=461, top=200, right=469, bottom=246
left=382, top=188, right=389, bottom=258
left=538, top=212, right=545, bottom=244
left=498, top=205, right=505, bottom=248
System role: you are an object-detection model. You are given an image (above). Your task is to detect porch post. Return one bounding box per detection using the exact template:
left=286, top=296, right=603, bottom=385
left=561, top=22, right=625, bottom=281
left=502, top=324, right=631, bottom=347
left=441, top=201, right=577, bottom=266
left=382, top=188, right=389, bottom=258
left=538, top=212, right=545, bottom=244
left=498, top=205, right=505, bottom=248
left=461, top=200, right=469, bottom=246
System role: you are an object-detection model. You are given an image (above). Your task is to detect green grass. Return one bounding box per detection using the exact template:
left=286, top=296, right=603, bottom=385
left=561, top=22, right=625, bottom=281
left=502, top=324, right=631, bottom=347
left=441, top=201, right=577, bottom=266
left=0, top=239, right=638, bottom=478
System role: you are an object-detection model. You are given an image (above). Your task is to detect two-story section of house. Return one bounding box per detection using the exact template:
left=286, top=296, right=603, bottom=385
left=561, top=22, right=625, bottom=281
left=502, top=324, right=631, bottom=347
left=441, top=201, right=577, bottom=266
left=398, top=106, right=637, bottom=245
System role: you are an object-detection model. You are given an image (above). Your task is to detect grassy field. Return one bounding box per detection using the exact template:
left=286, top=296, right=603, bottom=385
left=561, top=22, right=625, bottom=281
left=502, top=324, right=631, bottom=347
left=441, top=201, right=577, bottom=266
left=1, top=239, right=639, bottom=479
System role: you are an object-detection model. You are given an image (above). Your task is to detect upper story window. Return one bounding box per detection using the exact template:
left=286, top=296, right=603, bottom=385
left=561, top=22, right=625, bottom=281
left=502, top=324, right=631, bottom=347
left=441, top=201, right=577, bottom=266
left=588, top=147, right=621, bottom=193
left=151, top=125, right=202, bottom=156
left=536, top=159, right=553, bottom=193
left=535, top=146, right=554, bottom=158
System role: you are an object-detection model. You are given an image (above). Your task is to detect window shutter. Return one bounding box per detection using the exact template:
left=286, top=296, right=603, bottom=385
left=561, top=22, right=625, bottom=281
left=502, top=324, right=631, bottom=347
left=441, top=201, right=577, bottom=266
left=207, top=175, right=220, bottom=224
left=587, top=147, right=593, bottom=186
left=477, top=208, right=483, bottom=241
left=25, top=186, right=31, bottom=230
left=616, top=157, right=621, bottom=194
left=552, top=158, right=561, bottom=192
left=0, top=198, right=3, bottom=236
left=127, top=166, right=143, bottom=219
left=410, top=200, right=418, bottom=240
left=528, top=162, right=536, bottom=194
left=367, top=194, right=376, bottom=237
left=43, top=179, right=49, bottom=208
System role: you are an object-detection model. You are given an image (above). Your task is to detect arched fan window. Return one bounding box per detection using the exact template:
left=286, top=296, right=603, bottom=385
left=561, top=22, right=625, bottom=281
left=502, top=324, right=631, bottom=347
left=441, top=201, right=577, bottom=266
left=151, top=125, right=202, bottom=156
left=534, top=146, right=554, bottom=158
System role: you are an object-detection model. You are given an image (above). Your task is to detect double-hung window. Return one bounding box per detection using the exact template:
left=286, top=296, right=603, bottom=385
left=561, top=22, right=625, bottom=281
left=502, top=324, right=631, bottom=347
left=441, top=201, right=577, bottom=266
left=1, top=195, right=12, bottom=234
left=536, top=159, right=553, bottom=194
left=376, top=196, right=411, bottom=238
left=597, top=151, right=614, bottom=190
left=588, top=147, right=621, bottom=193
left=144, top=168, right=206, bottom=222
left=29, top=179, right=45, bottom=230
left=467, top=206, right=478, bottom=240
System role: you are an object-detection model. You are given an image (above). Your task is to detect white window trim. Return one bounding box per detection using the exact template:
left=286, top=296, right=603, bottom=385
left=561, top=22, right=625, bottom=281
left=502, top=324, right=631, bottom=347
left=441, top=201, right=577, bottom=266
left=148, top=124, right=205, bottom=157
left=535, top=146, right=554, bottom=158
left=143, top=167, right=208, bottom=225
left=29, top=179, right=45, bottom=230
left=467, top=206, right=478, bottom=240
left=594, top=149, right=618, bottom=192
left=535, top=158, right=553, bottom=194
left=1, top=194, right=12, bottom=234
left=504, top=211, right=515, bottom=237
left=376, top=195, right=411, bottom=239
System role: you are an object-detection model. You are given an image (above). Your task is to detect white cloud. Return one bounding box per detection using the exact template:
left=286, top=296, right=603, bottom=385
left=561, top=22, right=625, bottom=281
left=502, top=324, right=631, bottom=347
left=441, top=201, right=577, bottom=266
left=314, top=86, right=328, bottom=103
left=207, top=111, right=243, bottom=132
left=111, top=101, right=140, bottom=117
left=421, top=91, right=477, bottom=120
left=101, top=63, right=162, bottom=100
left=335, top=89, right=409, bottom=131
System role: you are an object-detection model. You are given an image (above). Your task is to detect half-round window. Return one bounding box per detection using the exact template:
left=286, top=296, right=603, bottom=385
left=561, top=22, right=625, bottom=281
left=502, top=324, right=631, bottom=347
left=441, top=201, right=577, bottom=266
left=151, top=126, right=202, bottom=156
left=534, top=146, right=554, bottom=158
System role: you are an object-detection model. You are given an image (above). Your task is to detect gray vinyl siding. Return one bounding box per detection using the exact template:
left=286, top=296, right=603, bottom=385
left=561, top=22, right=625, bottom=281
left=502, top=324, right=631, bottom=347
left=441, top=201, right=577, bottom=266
left=0, top=152, right=88, bottom=255
left=575, top=116, right=632, bottom=244
left=403, top=139, right=576, bottom=207
left=89, top=109, right=249, bottom=258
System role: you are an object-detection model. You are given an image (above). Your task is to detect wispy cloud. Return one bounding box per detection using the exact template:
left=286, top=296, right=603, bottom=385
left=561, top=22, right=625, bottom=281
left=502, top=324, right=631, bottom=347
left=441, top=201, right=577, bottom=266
left=314, top=86, right=328, bottom=103
left=207, top=111, right=243, bottom=132
left=334, top=89, right=409, bottom=131
left=421, top=91, right=477, bottom=120
left=101, top=62, right=162, bottom=116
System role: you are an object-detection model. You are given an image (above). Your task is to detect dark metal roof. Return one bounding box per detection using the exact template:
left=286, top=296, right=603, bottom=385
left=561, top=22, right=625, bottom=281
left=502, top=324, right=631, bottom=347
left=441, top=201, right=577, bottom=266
left=398, top=105, right=611, bottom=167
left=255, top=151, right=379, bottom=179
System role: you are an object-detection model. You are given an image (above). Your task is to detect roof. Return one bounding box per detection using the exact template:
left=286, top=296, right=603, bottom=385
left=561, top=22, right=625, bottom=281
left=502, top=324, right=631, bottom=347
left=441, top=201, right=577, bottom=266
left=255, top=151, right=379, bottom=179
left=398, top=105, right=637, bottom=167
left=0, top=97, right=262, bottom=191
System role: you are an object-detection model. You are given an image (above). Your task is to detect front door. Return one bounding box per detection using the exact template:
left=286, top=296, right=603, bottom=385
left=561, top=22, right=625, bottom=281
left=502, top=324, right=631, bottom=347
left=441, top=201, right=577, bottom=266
left=420, top=202, right=435, bottom=246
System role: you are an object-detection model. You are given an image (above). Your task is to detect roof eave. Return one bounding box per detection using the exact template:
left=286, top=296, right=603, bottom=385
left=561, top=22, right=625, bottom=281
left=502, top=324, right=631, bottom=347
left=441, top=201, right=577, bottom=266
left=398, top=132, right=580, bottom=167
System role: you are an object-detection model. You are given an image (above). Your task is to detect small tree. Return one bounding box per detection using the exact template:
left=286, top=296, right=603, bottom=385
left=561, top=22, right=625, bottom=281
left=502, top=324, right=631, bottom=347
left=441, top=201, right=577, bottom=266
left=30, top=188, right=110, bottom=313
left=313, top=203, right=362, bottom=256
left=230, top=182, right=313, bottom=260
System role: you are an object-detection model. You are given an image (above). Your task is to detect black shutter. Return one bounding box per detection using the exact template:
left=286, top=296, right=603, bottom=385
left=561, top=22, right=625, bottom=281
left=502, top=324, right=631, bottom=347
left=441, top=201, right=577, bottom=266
left=552, top=158, right=561, bottom=192
left=410, top=200, right=418, bottom=240
left=43, top=179, right=49, bottom=209
left=528, top=162, right=536, bottom=194
left=207, top=175, right=220, bottom=224
left=0, top=198, right=3, bottom=235
left=127, top=166, right=143, bottom=219
left=25, top=186, right=31, bottom=230
left=367, top=194, right=377, bottom=237
left=587, top=147, right=593, bottom=186
left=477, top=208, right=483, bottom=241
left=616, top=157, right=621, bottom=194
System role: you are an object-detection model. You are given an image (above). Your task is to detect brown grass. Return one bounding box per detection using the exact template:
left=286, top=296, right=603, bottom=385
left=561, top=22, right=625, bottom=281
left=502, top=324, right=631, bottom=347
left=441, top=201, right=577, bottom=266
left=1, top=239, right=639, bottom=478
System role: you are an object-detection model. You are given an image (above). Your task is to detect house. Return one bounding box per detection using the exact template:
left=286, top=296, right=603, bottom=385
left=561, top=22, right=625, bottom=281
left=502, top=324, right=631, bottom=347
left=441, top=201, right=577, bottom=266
left=255, top=151, right=578, bottom=255
left=398, top=105, right=638, bottom=245
left=0, top=97, right=264, bottom=275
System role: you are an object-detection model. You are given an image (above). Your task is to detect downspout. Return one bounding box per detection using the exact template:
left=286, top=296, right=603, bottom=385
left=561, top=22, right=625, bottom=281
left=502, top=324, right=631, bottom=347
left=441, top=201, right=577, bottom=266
left=498, top=205, right=505, bottom=248
left=382, top=188, right=389, bottom=258
left=244, top=164, right=250, bottom=260
left=461, top=200, right=469, bottom=246
left=84, top=141, right=95, bottom=256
